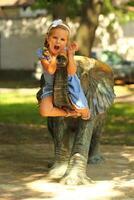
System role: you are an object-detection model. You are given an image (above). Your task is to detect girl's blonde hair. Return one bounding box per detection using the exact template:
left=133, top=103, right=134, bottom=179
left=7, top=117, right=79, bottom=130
left=44, top=19, right=70, bottom=47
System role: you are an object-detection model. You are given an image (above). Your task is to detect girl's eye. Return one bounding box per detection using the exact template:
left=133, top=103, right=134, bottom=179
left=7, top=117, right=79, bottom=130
left=61, top=38, right=65, bottom=41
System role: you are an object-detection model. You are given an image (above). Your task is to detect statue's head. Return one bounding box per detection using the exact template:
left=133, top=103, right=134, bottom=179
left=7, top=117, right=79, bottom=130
left=56, top=54, right=68, bottom=68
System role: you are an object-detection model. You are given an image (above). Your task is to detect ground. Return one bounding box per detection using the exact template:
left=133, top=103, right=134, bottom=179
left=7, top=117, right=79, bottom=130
left=0, top=84, right=133, bottom=200
left=0, top=123, right=133, bottom=200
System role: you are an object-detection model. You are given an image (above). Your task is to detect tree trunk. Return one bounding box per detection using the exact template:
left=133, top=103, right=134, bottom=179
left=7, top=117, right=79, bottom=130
left=52, top=2, right=67, bottom=20
left=76, top=0, right=103, bottom=56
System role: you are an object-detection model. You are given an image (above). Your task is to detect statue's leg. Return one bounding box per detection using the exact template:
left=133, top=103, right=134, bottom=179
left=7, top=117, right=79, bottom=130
left=88, top=113, right=106, bottom=164
left=47, top=117, right=70, bottom=178
left=60, top=118, right=95, bottom=185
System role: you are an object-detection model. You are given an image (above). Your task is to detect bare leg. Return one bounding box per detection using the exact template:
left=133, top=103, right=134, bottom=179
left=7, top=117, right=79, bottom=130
left=39, top=96, right=80, bottom=117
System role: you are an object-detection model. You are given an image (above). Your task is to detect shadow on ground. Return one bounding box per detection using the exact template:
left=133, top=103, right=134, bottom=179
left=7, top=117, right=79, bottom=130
left=0, top=123, right=133, bottom=200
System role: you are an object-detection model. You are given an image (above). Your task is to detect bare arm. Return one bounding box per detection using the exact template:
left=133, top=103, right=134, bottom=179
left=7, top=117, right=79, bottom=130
left=41, top=56, right=57, bottom=75
left=67, top=42, right=79, bottom=75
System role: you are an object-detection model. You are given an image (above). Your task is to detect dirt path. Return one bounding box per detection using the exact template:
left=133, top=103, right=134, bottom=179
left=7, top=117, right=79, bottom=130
left=0, top=85, right=133, bottom=199
left=0, top=139, right=133, bottom=200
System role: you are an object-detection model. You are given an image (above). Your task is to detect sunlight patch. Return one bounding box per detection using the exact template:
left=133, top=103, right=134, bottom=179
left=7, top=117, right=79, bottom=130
left=26, top=179, right=123, bottom=200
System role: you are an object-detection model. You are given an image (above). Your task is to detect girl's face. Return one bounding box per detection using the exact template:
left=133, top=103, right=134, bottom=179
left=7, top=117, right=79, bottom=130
left=47, top=27, right=69, bottom=56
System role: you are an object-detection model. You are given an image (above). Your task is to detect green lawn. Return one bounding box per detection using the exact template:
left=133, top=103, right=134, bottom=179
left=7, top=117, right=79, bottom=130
left=106, top=103, right=134, bottom=133
left=0, top=89, right=46, bottom=125
left=103, top=103, right=134, bottom=145
left=0, top=89, right=134, bottom=145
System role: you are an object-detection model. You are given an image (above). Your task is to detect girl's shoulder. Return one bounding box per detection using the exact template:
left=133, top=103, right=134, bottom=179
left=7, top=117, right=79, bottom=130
left=37, top=47, right=51, bottom=61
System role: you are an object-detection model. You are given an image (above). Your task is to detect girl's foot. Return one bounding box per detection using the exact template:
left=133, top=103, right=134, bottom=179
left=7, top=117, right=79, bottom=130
left=81, top=110, right=91, bottom=120
left=65, top=110, right=81, bottom=118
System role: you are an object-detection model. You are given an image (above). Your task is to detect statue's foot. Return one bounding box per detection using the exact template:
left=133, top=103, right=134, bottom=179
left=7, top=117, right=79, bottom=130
left=60, top=171, right=93, bottom=185
left=88, top=154, right=104, bottom=164
left=47, top=162, right=68, bottom=179
left=60, top=153, right=93, bottom=185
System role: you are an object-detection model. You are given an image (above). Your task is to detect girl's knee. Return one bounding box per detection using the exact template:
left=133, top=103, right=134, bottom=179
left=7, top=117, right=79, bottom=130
left=39, top=99, right=53, bottom=117
left=39, top=106, right=52, bottom=117
left=39, top=107, right=48, bottom=117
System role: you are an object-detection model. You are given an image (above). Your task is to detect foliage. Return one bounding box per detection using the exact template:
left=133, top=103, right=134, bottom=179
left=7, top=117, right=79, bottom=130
left=102, top=0, right=134, bottom=23
left=32, top=0, right=134, bottom=23
left=31, top=0, right=47, bottom=10
left=32, top=0, right=83, bottom=18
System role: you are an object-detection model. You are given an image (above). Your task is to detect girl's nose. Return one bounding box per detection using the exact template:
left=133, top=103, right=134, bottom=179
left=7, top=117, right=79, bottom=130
left=57, top=38, right=60, bottom=43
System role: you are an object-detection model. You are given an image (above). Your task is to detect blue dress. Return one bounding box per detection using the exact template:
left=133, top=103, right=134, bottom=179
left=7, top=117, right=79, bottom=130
left=37, top=48, right=88, bottom=109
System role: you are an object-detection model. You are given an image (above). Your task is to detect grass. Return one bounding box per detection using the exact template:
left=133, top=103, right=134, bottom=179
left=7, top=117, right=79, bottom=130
left=0, top=86, right=134, bottom=145
left=106, top=103, right=134, bottom=133
left=0, top=80, right=39, bottom=89
left=103, top=103, right=134, bottom=145
left=0, top=89, right=46, bottom=125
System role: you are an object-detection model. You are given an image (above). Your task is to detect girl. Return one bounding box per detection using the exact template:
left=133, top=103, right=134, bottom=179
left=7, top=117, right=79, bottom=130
left=37, top=19, right=90, bottom=120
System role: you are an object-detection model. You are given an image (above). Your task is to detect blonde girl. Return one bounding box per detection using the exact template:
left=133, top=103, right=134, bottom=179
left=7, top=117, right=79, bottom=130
left=37, top=19, right=90, bottom=120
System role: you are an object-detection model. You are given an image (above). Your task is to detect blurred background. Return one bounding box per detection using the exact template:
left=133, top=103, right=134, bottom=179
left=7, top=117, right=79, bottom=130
left=0, top=1, right=134, bottom=198
left=0, top=0, right=134, bottom=145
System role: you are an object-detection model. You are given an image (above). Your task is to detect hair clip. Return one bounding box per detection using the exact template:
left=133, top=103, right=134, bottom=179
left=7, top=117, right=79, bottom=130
left=51, top=19, right=63, bottom=27
left=48, top=19, right=71, bottom=34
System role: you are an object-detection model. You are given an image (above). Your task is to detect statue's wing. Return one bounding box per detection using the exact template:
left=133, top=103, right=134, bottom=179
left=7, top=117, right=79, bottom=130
left=75, top=56, right=115, bottom=117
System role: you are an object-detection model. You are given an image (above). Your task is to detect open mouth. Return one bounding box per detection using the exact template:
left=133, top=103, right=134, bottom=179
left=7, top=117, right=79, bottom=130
left=54, top=45, right=60, bottom=50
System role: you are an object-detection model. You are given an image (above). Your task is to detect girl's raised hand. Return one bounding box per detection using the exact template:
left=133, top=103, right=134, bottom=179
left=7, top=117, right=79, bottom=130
left=68, top=42, right=79, bottom=55
left=70, top=42, right=79, bottom=51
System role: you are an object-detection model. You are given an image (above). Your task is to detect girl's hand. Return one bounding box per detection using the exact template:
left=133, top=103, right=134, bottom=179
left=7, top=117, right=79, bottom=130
left=68, top=42, right=79, bottom=55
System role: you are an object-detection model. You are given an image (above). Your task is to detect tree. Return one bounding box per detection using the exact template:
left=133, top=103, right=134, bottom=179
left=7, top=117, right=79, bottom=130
left=32, top=0, right=103, bottom=56
left=32, top=0, right=134, bottom=56
left=75, top=0, right=103, bottom=56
